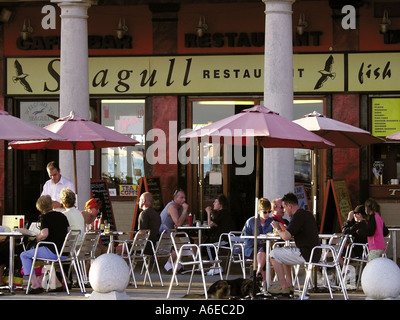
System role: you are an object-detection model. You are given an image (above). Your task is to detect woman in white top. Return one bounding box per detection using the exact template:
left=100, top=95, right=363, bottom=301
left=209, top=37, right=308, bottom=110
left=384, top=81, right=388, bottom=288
left=60, top=188, right=85, bottom=245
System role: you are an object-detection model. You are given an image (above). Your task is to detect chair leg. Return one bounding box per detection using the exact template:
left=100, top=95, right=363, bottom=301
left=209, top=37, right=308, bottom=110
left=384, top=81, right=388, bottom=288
left=153, top=254, right=164, bottom=286
left=321, top=267, right=333, bottom=299
left=301, top=264, right=312, bottom=300
left=225, top=256, right=232, bottom=280
left=335, top=264, right=348, bottom=300
left=72, top=260, right=86, bottom=293
left=25, top=262, right=36, bottom=294
left=127, top=256, right=137, bottom=288
left=166, top=253, right=182, bottom=298
left=199, top=263, right=208, bottom=299
left=142, top=257, right=153, bottom=287
left=57, top=260, right=70, bottom=295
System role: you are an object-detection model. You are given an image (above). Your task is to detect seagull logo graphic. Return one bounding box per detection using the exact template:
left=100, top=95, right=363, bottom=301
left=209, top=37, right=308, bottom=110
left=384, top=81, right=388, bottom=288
left=12, top=59, right=33, bottom=92
left=314, top=55, right=336, bottom=90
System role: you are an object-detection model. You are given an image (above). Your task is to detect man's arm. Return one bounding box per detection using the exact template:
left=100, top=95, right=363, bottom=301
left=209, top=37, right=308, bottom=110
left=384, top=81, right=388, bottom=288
left=168, top=203, right=188, bottom=227
left=271, top=220, right=292, bottom=241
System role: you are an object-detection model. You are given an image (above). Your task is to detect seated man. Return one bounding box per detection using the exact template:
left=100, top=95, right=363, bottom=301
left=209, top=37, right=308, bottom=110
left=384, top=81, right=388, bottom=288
left=269, top=192, right=321, bottom=294
left=159, top=189, right=189, bottom=272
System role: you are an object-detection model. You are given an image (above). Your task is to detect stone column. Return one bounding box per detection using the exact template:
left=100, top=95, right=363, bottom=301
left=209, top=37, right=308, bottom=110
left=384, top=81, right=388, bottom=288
left=262, top=0, right=295, bottom=201
left=52, top=0, right=91, bottom=209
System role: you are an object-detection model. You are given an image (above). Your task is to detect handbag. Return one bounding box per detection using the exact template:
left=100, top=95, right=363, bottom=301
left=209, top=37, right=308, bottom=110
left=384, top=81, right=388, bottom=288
left=41, top=265, right=57, bottom=290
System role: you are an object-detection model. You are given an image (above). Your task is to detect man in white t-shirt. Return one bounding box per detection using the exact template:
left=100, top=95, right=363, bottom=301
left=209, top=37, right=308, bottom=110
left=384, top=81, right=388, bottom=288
left=41, top=161, right=75, bottom=212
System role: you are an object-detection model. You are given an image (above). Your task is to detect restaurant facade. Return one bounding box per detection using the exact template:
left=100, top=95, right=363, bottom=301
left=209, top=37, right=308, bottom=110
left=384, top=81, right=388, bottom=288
left=0, top=0, right=399, bottom=238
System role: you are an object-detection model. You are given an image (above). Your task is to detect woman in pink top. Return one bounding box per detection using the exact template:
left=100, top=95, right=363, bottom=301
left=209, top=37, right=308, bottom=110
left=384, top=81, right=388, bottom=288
left=365, top=198, right=389, bottom=261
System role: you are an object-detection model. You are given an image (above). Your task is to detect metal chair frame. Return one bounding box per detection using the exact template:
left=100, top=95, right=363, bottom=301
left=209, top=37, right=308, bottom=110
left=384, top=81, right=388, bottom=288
left=301, top=234, right=349, bottom=300
left=26, top=230, right=84, bottom=295
left=75, top=231, right=101, bottom=290
left=342, top=242, right=369, bottom=290
left=225, top=231, right=252, bottom=279
left=166, top=231, right=223, bottom=299
left=117, top=229, right=153, bottom=288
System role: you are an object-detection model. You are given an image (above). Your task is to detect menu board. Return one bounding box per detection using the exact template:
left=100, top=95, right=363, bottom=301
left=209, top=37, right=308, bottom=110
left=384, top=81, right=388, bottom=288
left=294, top=183, right=309, bottom=211
left=90, top=180, right=116, bottom=230
left=320, top=179, right=352, bottom=233
left=372, top=98, right=400, bottom=136
left=131, top=177, right=164, bottom=231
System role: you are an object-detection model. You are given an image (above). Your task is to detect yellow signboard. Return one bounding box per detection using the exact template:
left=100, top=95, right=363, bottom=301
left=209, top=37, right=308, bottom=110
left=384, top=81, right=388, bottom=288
left=348, top=53, right=400, bottom=92
left=7, top=54, right=346, bottom=95
left=293, top=54, right=345, bottom=92
left=371, top=98, right=400, bottom=137
left=119, top=184, right=138, bottom=197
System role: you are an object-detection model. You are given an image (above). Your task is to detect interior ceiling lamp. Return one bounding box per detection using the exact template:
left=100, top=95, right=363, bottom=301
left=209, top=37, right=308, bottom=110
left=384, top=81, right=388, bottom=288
left=116, top=18, right=128, bottom=39
left=296, top=13, right=308, bottom=35
left=20, top=19, right=33, bottom=41
left=379, top=10, right=391, bottom=34
left=196, top=16, right=208, bottom=37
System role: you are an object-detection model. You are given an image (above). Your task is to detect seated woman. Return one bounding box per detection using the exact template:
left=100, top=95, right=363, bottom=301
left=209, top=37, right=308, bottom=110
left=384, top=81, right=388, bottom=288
left=342, top=205, right=367, bottom=258
left=203, top=194, right=234, bottom=274
left=242, top=198, right=273, bottom=282
left=205, top=194, right=234, bottom=244
left=20, top=195, right=70, bottom=294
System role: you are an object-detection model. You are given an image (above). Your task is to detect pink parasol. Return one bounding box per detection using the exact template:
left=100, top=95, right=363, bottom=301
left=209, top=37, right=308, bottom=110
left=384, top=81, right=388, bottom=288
left=183, top=105, right=335, bottom=149
left=181, top=105, right=334, bottom=285
left=294, top=111, right=384, bottom=215
left=386, top=131, right=400, bottom=141
left=9, top=111, right=139, bottom=195
left=0, top=109, right=64, bottom=141
left=293, top=111, right=384, bottom=148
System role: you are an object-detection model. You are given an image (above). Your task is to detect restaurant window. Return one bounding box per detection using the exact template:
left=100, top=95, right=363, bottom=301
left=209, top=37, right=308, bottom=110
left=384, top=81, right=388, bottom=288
left=101, top=99, right=145, bottom=194
left=370, top=97, right=400, bottom=184
left=293, top=99, right=324, bottom=190
left=192, top=101, right=255, bottom=202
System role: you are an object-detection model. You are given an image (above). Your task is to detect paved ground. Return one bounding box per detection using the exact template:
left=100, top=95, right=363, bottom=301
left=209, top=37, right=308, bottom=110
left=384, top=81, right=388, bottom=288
left=3, top=262, right=398, bottom=319
left=1, top=263, right=368, bottom=301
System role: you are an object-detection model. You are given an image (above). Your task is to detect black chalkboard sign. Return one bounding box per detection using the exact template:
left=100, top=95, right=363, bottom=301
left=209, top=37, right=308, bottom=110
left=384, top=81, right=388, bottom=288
left=143, top=177, right=164, bottom=213
left=90, top=180, right=116, bottom=231
left=131, top=177, right=164, bottom=231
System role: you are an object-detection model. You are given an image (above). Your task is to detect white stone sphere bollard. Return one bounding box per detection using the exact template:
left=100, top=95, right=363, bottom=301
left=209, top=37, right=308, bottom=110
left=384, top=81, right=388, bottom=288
left=88, top=253, right=131, bottom=300
left=361, top=257, right=400, bottom=300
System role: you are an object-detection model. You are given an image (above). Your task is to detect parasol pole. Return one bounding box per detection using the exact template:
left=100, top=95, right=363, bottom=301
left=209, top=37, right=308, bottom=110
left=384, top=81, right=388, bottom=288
left=72, top=142, right=78, bottom=206
left=311, top=148, right=317, bottom=218
left=252, top=137, right=261, bottom=297
left=199, top=141, right=204, bottom=223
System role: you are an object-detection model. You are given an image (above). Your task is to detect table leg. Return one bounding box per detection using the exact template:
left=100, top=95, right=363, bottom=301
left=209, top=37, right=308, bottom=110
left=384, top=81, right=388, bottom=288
left=106, top=234, right=114, bottom=253
left=8, top=236, right=15, bottom=294
left=265, top=239, right=271, bottom=290
left=198, top=229, right=202, bottom=244
left=391, top=230, right=397, bottom=264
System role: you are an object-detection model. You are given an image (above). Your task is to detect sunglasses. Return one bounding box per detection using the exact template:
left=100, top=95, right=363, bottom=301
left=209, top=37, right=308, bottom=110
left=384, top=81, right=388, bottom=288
left=173, top=188, right=184, bottom=197
left=263, top=210, right=272, bottom=214
left=274, top=205, right=284, bottom=209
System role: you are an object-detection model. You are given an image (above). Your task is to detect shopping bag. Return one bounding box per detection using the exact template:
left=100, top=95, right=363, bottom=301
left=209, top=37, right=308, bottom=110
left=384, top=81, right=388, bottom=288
left=41, top=265, right=57, bottom=290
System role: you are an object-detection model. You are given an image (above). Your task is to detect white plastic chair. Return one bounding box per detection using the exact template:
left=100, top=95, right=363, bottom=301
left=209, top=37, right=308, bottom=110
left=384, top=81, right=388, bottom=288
left=225, top=231, right=252, bottom=279
left=166, top=231, right=222, bottom=299
left=116, top=229, right=153, bottom=288
left=342, top=242, right=369, bottom=290
left=26, top=230, right=84, bottom=295
left=301, top=235, right=349, bottom=300
left=75, top=231, right=101, bottom=289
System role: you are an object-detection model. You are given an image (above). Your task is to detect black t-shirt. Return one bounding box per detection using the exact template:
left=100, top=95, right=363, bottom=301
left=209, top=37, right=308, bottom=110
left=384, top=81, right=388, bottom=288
left=138, top=206, right=162, bottom=245
left=287, top=209, right=321, bottom=262
left=40, top=211, right=70, bottom=254
left=207, top=208, right=234, bottom=243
